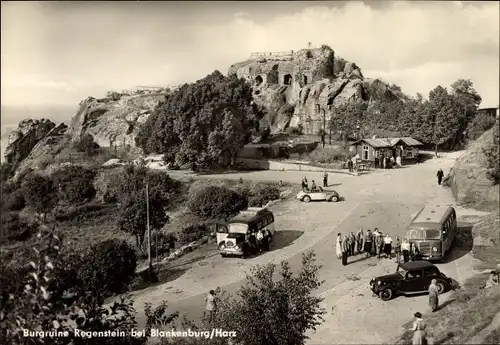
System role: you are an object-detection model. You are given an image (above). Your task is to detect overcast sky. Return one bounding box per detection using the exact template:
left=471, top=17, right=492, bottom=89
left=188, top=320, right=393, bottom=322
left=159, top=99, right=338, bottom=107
left=1, top=1, right=499, bottom=108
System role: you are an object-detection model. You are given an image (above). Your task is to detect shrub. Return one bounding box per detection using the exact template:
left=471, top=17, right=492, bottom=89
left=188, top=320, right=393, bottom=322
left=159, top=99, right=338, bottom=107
left=482, top=122, right=499, bottom=184
left=467, top=112, right=497, bottom=140
left=0, top=212, right=38, bottom=243
left=74, top=133, right=100, bottom=155
left=21, top=173, right=58, bottom=216
left=187, top=185, right=248, bottom=220
left=78, top=239, right=137, bottom=295
left=54, top=203, right=115, bottom=223
left=51, top=165, right=98, bottom=204
left=248, top=184, right=281, bottom=207
left=141, top=230, right=177, bottom=256
left=178, top=224, right=210, bottom=244
left=286, top=126, right=303, bottom=135
left=308, top=146, right=351, bottom=164
left=2, top=189, right=26, bottom=211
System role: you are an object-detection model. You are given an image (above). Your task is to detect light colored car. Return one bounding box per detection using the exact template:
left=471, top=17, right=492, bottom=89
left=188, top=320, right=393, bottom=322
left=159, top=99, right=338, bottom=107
left=296, top=187, right=340, bottom=203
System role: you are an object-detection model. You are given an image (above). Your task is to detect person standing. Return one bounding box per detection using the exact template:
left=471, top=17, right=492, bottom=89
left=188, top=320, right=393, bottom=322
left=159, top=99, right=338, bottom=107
left=341, top=235, right=349, bottom=266
left=394, top=236, right=402, bottom=264
left=348, top=159, right=354, bottom=173
left=301, top=179, right=307, bottom=191
left=401, top=238, right=411, bottom=263
left=349, top=232, right=357, bottom=255
left=364, top=229, right=373, bottom=258
left=323, top=171, right=328, bottom=187
left=436, top=169, right=444, bottom=185
left=410, top=312, right=427, bottom=345
left=374, top=155, right=379, bottom=169
left=383, top=234, right=393, bottom=259
left=356, top=228, right=364, bottom=253
left=428, top=279, right=440, bottom=312
left=205, top=290, right=217, bottom=324
left=376, top=232, right=384, bottom=259
left=396, top=155, right=402, bottom=168
left=380, top=154, right=385, bottom=169
left=336, top=233, right=342, bottom=259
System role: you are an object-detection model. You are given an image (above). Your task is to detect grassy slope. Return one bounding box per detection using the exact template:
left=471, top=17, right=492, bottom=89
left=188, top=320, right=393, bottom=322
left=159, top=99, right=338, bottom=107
left=394, top=127, right=500, bottom=345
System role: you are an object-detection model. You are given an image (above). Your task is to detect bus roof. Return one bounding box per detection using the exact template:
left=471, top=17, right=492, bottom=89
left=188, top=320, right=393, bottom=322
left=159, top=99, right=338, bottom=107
left=411, top=205, right=454, bottom=225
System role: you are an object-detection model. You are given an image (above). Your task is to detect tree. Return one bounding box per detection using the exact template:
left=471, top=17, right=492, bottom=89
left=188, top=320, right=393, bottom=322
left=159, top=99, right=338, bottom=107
left=467, top=112, right=497, bottom=140
left=51, top=166, right=97, bottom=204
left=428, top=86, right=461, bottom=155
left=21, top=173, right=58, bottom=220
left=135, top=71, right=258, bottom=168
left=449, top=79, right=482, bottom=148
left=0, top=232, right=147, bottom=345
left=330, top=101, right=367, bottom=147
left=149, top=251, right=326, bottom=345
left=115, top=164, right=179, bottom=247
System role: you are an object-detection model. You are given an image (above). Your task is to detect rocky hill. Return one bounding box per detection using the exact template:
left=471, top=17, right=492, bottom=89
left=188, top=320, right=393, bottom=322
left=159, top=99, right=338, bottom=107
left=449, top=122, right=499, bottom=211
left=228, top=45, right=405, bottom=134
left=4, top=45, right=406, bottom=175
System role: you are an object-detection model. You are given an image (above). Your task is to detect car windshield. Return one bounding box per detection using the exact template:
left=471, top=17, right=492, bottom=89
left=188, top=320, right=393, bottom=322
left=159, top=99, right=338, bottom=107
left=397, top=266, right=407, bottom=276
left=408, top=228, right=441, bottom=240
left=424, top=229, right=441, bottom=239
left=228, top=223, right=248, bottom=234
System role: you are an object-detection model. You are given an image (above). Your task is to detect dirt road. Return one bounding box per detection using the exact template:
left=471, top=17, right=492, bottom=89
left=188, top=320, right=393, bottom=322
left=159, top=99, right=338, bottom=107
left=128, top=151, right=483, bottom=343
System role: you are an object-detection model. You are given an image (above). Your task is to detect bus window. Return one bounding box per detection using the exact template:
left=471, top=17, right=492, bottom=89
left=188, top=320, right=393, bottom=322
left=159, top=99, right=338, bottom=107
left=424, top=229, right=441, bottom=239
left=409, top=229, right=425, bottom=239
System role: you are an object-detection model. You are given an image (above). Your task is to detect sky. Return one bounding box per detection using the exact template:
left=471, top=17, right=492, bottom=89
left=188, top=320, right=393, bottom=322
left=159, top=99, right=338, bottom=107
left=1, top=1, right=499, bottom=110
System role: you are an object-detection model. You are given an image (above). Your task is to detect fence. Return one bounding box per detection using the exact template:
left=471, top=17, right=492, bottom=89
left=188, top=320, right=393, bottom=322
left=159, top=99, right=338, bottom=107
left=250, top=50, right=294, bottom=59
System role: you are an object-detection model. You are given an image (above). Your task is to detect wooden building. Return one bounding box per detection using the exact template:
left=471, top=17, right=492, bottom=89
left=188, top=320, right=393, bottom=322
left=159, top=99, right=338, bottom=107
left=350, top=137, right=424, bottom=165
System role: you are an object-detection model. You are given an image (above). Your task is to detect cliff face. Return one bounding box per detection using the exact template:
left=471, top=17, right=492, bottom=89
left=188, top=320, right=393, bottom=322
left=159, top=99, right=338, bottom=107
left=228, top=46, right=404, bottom=134
left=4, top=119, right=57, bottom=166
left=67, top=91, right=168, bottom=148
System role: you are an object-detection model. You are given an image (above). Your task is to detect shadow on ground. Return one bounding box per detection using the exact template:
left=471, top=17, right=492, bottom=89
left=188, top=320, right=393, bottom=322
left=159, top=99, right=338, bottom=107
left=442, top=223, right=474, bottom=264
left=269, top=230, right=304, bottom=252
left=131, top=266, right=188, bottom=292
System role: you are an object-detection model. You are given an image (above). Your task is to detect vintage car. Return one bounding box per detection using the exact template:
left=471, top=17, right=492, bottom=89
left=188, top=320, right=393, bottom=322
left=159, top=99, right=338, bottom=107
left=296, top=187, right=340, bottom=203
left=369, top=261, right=453, bottom=301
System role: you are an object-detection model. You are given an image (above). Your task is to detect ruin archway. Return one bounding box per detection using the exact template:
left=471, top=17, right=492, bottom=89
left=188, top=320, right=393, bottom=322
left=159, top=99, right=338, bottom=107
left=255, top=75, right=263, bottom=86
left=283, top=74, right=293, bottom=85
left=303, top=75, right=308, bottom=85
left=266, top=70, right=279, bottom=84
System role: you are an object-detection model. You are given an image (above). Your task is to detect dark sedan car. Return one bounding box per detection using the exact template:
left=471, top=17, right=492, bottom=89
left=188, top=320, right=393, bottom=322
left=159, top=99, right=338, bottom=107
left=369, top=261, right=453, bottom=301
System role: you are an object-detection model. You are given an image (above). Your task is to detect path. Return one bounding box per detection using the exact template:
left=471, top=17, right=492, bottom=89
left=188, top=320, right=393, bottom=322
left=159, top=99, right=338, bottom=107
left=123, top=151, right=478, bottom=344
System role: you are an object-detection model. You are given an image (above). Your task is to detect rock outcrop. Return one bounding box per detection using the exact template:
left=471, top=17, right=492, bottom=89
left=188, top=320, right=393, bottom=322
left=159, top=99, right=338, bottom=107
left=67, top=92, right=167, bottom=148
left=228, top=45, right=404, bottom=134
left=4, top=119, right=58, bottom=166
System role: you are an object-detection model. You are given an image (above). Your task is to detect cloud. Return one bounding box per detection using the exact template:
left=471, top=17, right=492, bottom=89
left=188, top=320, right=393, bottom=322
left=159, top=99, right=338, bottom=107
left=233, top=11, right=249, bottom=18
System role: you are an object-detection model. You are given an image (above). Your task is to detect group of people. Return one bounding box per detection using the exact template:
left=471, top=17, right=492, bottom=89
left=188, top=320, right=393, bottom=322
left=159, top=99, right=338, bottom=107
left=374, top=154, right=402, bottom=169
left=301, top=173, right=329, bottom=191
left=336, top=228, right=417, bottom=266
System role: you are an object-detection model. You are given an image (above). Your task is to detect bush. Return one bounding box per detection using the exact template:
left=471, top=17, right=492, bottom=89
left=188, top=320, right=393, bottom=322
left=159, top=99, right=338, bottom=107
left=54, top=203, right=116, bottom=223
left=2, top=189, right=26, bottom=211
left=248, top=184, right=281, bottom=207
left=482, top=122, right=499, bottom=184
left=141, top=230, right=177, bottom=256
left=178, top=224, right=210, bottom=244
left=78, top=239, right=137, bottom=295
left=187, top=185, right=248, bottom=220
left=52, top=165, right=98, bottom=204
left=309, top=146, right=351, bottom=164
left=467, top=113, right=496, bottom=140
left=0, top=212, right=38, bottom=243
left=285, top=126, right=303, bottom=135
left=21, top=173, right=58, bottom=215
left=74, top=133, right=100, bottom=155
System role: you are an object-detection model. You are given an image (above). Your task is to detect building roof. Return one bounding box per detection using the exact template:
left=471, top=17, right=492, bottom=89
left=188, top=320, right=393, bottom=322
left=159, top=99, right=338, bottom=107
left=351, top=137, right=423, bottom=148
left=412, top=205, right=453, bottom=225
left=399, top=260, right=435, bottom=271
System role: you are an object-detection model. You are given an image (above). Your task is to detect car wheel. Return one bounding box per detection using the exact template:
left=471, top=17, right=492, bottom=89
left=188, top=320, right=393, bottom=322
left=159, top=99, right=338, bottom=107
left=303, top=196, right=311, bottom=203
left=330, top=196, right=339, bottom=202
left=436, top=281, right=447, bottom=294
left=379, top=289, right=393, bottom=301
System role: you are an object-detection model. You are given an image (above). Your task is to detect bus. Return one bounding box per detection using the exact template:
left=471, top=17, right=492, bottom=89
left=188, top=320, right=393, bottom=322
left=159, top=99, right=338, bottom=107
left=216, top=207, right=275, bottom=258
left=405, top=205, right=457, bottom=262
